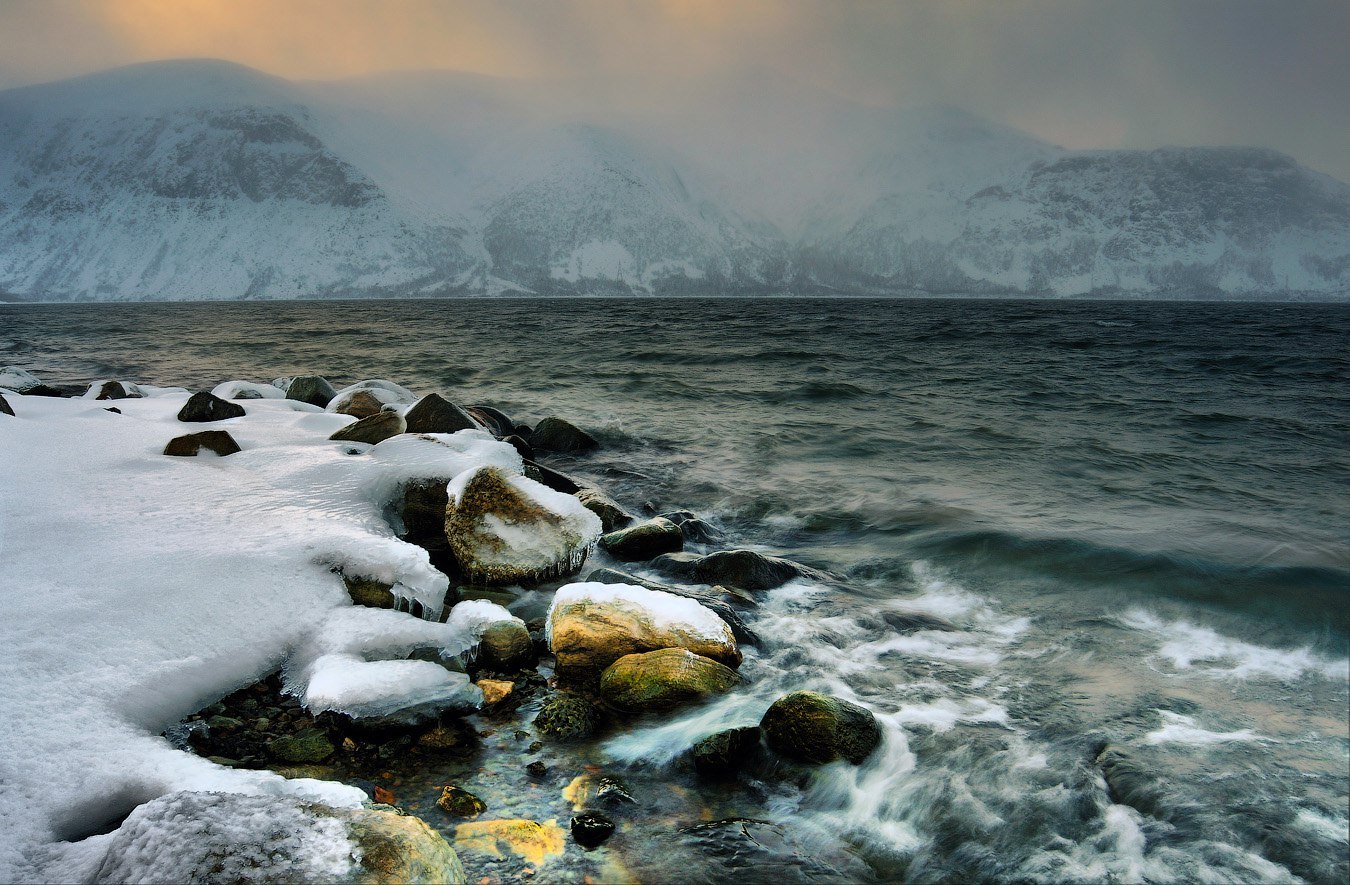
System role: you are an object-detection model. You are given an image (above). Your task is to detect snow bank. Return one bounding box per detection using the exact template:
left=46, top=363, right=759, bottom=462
left=0, top=388, right=520, bottom=880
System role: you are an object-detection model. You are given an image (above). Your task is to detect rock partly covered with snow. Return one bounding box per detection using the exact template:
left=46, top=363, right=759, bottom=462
left=328, top=380, right=419, bottom=415
left=213, top=380, right=287, bottom=400
left=444, top=466, right=601, bottom=584
left=546, top=582, right=740, bottom=684
left=164, top=430, right=242, bottom=457
left=91, top=791, right=466, bottom=884
left=178, top=390, right=246, bottom=422
left=0, top=367, right=43, bottom=392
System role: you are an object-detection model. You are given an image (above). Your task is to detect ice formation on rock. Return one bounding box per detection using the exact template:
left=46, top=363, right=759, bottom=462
left=445, top=466, right=602, bottom=584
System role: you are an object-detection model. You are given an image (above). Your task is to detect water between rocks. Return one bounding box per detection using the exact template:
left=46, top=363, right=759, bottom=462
left=4, top=296, right=1347, bottom=882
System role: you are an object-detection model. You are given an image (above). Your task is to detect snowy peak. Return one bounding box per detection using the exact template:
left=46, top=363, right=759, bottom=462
left=0, top=60, right=1346, bottom=300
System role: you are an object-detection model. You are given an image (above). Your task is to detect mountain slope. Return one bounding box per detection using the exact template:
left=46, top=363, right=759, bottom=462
left=0, top=60, right=1346, bottom=301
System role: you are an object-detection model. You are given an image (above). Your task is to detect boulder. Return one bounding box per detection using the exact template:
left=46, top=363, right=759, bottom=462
left=287, top=375, right=338, bottom=407
left=164, top=430, right=242, bottom=457
left=343, top=574, right=396, bottom=609
left=546, top=582, right=740, bottom=684
left=0, top=366, right=43, bottom=392
left=533, top=693, right=600, bottom=741
left=0, top=393, right=12, bottom=416
left=327, top=380, right=419, bottom=415
left=502, top=434, right=534, bottom=461
left=584, top=568, right=759, bottom=646
left=90, top=380, right=140, bottom=400
left=177, top=391, right=246, bottom=423
left=212, top=380, right=286, bottom=400
left=599, top=648, right=740, bottom=713
left=476, top=678, right=514, bottom=706
left=759, top=691, right=881, bottom=765
left=658, top=510, right=720, bottom=543
left=599, top=517, right=684, bottom=561
left=444, top=466, right=601, bottom=584
left=522, top=459, right=585, bottom=494
left=570, top=812, right=615, bottom=849
left=476, top=621, right=535, bottom=673
left=332, top=389, right=386, bottom=418
left=691, top=726, right=762, bottom=777
left=330, top=411, right=405, bottom=445
left=399, top=480, right=450, bottom=546
left=653, top=549, right=820, bottom=591
left=404, top=393, right=480, bottom=434
left=465, top=405, right=515, bottom=437
left=576, top=487, right=635, bottom=533
left=528, top=416, right=598, bottom=454
left=92, top=792, right=467, bottom=885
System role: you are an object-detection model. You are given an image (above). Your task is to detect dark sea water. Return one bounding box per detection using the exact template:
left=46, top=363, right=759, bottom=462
left=3, top=297, right=1348, bottom=882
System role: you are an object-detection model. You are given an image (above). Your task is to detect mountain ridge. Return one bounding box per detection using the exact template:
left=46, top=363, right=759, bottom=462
left=0, top=59, right=1345, bottom=301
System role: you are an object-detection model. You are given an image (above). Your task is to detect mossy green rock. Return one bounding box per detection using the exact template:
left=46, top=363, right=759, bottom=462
left=599, top=648, right=740, bottom=713
left=599, top=517, right=684, bottom=562
left=477, top=621, right=534, bottom=672
left=760, top=690, right=881, bottom=765
left=534, top=693, right=600, bottom=741
left=344, top=574, right=396, bottom=609
left=267, top=727, right=335, bottom=763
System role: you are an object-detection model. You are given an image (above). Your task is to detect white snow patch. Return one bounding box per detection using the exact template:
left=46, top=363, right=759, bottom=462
left=326, top=379, right=419, bottom=411
left=212, top=380, right=286, bottom=400
left=546, top=581, right=731, bottom=647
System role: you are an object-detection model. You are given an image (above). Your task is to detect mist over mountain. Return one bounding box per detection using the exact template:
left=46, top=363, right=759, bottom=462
left=0, top=59, right=1346, bottom=301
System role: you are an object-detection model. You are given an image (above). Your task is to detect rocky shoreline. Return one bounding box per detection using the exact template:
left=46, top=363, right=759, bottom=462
left=1, top=367, right=883, bottom=883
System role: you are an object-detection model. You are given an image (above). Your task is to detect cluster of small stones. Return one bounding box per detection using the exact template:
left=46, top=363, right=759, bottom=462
left=4, top=368, right=883, bottom=879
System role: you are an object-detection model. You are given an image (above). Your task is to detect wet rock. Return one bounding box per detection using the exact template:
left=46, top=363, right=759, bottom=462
left=525, top=760, right=547, bottom=778
left=653, top=549, right=821, bottom=591
left=0, top=392, right=12, bottom=416
left=476, top=621, right=535, bottom=673
left=286, top=375, right=338, bottom=407
left=405, top=393, right=480, bottom=434
left=437, top=785, right=487, bottom=817
left=760, top=691, right=881, bottom=765
left=575, top=487, right=634, bottom=533
left=466, top=405, right=515, bottom=437
left=416, top=726, right=467, bottom=751
left=585, top=570, right=758, bottom=646
left=343, top=574, right=396, bottom=609
left=548, top=582, right=741, bottom=685
left=599, top=648, right=740, bottom=713
left=399, top=480, right=450, bottom=546
left=1096, top=745, right=1173, bottom=821
left=332, top=389, right=386, bottom=418
left=691, top=727, right=762, bottom=777
left=444, top=466, right=601, bottom=584
left=534, top=693, right=600, bottom=741
left=163, top=430, right=241, bottom=457
left=503, top=434, right=534, bottom=460
left=523, top=460, right=585, bottom=494
left=176, top=391, right=245, bottom=423
left=657, top=510, right=720, bottom=543
left=92, top=792, right=468, bottom=885
left=563, top=774, right=636, bottom=809
left=881, top=610, right=959, bottom=633
left=570, top=812, right=615, bottom=849
left=266, top=727, right=334, bottom=763
left=528, top=416, right=598, bottom=454
left=330, top=411, right=405, bottom=445
left=600, top=517, right=684, bottom=562
left=475, top=678, right=514, bottom=706
left=90, top=380, right=140, bottom=400
left=453, top=819, right=566, bottom=867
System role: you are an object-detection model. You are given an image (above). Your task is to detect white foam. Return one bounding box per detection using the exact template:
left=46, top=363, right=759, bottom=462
left=1121, top=609, right=1348, bottom=682
left=1144, top=711, right=1262, bottom=746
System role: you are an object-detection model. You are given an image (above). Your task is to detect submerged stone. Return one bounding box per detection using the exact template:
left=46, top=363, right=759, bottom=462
left=599, top=648, right=740, bottom=713
left=266, top=727, right=334, bottom=763
left=691, top=727, right=762, bottom=777
left=437, top=785, right=487, bottom=817
left=164, top=430, right=241, bottom=457
left=760, top=691, right=880, bottom=765
left=453, top=819, right=566, bottom=867
left=570, top=812, right=615, bottom=849
left=177, top=391, right=245, bottom=423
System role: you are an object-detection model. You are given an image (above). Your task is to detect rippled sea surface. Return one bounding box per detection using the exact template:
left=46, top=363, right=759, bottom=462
left=4, top=297, right=1348, bottom=882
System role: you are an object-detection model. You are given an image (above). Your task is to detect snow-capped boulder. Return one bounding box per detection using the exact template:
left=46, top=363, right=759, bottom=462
left=444, top=466, right=601, bottom=584
left=92, top=791, right=467, bottom=884
left=332, top=390, right=386, bottom=419
left=546, top=582, right=741, bottom=684
left=599, top=647, right=740, bottom=713
left=329, top=411, right=405, bottom=445
left=327, top=380, right=418, bottom=415
left=0, top=367, right=42, bottom=392
left=85, top=380, right=142, bottom=400
left=212, top=380, right=286, bottom=400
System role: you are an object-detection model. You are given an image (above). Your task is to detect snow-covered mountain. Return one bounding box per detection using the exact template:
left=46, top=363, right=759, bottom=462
left=0, top=59, right=1345, bottom=300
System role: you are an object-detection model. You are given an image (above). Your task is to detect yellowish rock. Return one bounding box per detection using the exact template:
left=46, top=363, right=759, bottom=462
left=476, top=678, right=514, bottom=706
left=454, top=819, right=566, bottom=867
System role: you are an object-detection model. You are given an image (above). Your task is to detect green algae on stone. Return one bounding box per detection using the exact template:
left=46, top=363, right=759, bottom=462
left=759, top=690, right=881, bottom=765
left=599, top=648, right=740, bottom=713
left=267, top=727, right=335, bottom=763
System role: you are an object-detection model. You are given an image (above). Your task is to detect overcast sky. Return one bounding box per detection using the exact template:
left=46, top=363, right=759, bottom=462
left=1, top=0, right=1346, bottom=180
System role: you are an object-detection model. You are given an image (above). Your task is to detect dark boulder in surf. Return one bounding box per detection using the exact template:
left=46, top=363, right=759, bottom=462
left=760, top=690, right=881, bottom=765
